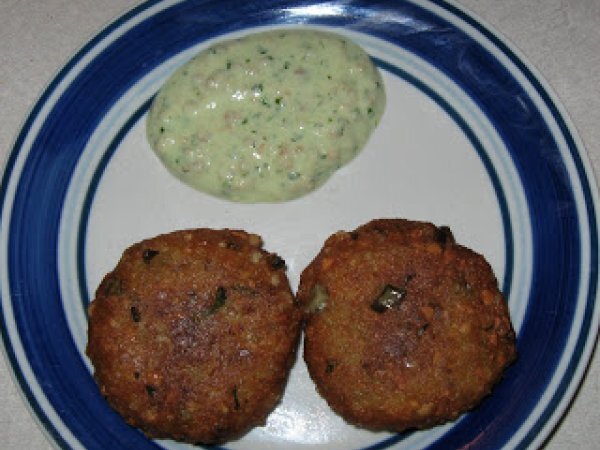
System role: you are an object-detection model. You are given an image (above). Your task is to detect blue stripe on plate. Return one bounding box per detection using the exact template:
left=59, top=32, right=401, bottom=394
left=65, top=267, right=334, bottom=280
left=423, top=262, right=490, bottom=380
left=76, top=97, right=156, bottom=315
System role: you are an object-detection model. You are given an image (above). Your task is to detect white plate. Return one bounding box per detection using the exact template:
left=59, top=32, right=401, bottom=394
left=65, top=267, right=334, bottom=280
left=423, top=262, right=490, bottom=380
left=1, top=1, right=599, bottom=449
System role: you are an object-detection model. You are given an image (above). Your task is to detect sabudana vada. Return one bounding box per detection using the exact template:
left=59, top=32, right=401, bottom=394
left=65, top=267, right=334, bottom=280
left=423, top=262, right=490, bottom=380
left=86, top=228, right=301, bottom=444
left=297, top=219, right=516, bottom=432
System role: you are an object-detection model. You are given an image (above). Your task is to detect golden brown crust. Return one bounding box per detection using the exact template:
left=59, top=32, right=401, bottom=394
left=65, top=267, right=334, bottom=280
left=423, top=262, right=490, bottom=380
left=86, top=228, right=302, bottom=444
left=297, top=218, right=516, bottom=432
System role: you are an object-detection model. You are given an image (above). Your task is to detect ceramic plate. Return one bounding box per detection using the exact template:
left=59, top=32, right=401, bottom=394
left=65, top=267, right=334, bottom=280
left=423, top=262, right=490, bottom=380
left=1, top=1, right=598, bottom=449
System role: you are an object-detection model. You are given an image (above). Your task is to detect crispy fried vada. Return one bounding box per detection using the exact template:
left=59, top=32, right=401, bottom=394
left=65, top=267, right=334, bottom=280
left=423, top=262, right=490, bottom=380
left=297, top=219, right=517, bottom=432
left=86, top=229, right=302, bottom=444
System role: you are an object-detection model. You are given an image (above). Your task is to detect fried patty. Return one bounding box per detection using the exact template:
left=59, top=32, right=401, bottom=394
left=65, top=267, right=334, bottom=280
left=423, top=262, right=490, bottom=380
left=297, top=219, right=517, bottom=432
left=86, top=228, right=302, bottom=444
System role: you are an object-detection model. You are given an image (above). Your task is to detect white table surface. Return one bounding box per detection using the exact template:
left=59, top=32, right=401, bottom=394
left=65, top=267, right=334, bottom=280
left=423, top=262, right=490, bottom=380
left=1, top=0, right=598, bottom=448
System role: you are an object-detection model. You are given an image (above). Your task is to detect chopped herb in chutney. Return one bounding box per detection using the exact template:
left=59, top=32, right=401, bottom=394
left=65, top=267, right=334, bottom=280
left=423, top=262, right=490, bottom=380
left=146, top=29, right=385, bottom=202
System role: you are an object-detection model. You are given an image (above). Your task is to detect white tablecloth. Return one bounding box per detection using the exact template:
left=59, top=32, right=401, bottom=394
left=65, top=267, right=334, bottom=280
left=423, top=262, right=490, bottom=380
left=1, top=0, right=598, bottom=448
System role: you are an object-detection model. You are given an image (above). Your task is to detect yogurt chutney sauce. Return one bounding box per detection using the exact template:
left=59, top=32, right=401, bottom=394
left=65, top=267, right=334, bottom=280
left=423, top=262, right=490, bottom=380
left=147, top=29, right=385, bottom=202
